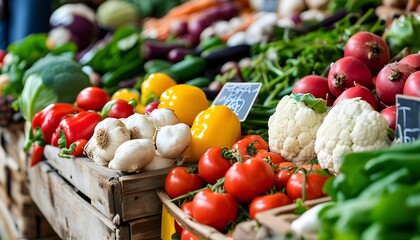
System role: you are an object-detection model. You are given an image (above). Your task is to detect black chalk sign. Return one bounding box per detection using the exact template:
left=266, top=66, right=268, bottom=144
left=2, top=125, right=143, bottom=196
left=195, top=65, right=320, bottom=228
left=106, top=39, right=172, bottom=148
left=396, top=94, right=420, bottom=143
left=213, top=82, right=262, bottom=122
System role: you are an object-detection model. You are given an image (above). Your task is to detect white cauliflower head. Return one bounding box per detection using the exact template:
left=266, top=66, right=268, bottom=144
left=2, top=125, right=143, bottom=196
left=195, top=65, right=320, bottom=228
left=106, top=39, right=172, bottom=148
left=315, top=98, right=391, bottom=174
left=268, top=94, right=327, bottom=164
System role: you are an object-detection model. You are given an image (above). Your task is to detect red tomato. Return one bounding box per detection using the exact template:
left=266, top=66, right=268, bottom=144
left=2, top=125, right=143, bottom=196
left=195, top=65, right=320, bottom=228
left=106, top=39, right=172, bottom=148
left=198, top=147, right=233, bottom=184
left=232, top=136, right=268, bottom=161
left=192, top=189, right=238, bottom=232
left=175, top=201, right=195, bottom=234
left=274, top=162, right=296, bottom=190
left=103, top=99, right=135, bottom=119
left=286, top=168, right=331, bottom=201
left=242, top=135, right=269, bottom=150
left=174, top=219, right=183, bottom=235
left=181, top=229, right=199, bottom=240
left=249, top=192, right=292, bottom=219
left=76, top=87, right=110, bottom=111
left=254, top=149, right=285, bottom=165
left=224, top=157, right=275, bottom=203
left=164, top=167, right=204, bottom=199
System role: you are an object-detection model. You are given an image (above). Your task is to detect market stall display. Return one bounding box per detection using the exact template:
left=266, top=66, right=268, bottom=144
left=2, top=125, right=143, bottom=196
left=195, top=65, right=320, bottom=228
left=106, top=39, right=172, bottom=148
left=0, top=0, right=420, bottom=239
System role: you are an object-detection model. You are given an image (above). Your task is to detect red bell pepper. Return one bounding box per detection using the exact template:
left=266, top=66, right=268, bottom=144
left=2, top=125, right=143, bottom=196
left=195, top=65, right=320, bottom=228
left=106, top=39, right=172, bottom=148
left=27, top=103, right=84, bottom=167
left=51, top=111, right=102, bottom=149
left=30, top=142, right=45, bottom=167
left=30, top=103, right=84, bottom=145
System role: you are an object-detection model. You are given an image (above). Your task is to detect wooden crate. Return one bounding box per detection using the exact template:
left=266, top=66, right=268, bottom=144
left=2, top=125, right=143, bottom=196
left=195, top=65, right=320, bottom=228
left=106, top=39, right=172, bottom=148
left=157, top=189, right=230, bottom=240
left=0, top=125, right=57, bottom=239
left=28, top=145, right=172, bottom=240
left=231, top=197, right=331, bottom=239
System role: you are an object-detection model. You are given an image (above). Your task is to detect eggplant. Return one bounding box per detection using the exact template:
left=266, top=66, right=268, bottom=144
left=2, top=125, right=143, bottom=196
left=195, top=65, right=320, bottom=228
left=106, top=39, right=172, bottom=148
left=203, top=44, right=251, bottom=68
left=167, top=48, right=200, bottom=63
left=142, top=41, right=187, bottom=60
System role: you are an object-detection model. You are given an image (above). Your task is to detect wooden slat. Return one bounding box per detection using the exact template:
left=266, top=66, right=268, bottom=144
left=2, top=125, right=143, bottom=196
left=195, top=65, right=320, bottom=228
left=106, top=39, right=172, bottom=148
left=0, top=197, right=21, bottom=240
left=254, top=196, right=331, bottom=239
left=44, top=145, right=121, bottom=220
left=129, top=214, right=162, bottom=240
left=157, top=189, right=230, bottom=240
left=28, top=162, right=123, bottom=240
left=119, top=168, right=171, bottom=221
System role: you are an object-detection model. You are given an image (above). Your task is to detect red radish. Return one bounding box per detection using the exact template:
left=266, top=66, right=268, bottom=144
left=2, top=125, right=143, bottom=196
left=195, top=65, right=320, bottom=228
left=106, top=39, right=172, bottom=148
left=375, top=62, right=414, bottom=105
left=328, top=56, right=373, bottom=97
left=403, top=71, right=420, bottom=97
left=344, top=31, right=390, bottom=75
left=144, top=101, right=160, bottom=115
left=333, top=84, right=377, bottom=110
left=380, top=105, right=396, bottom=130
left=292, top=75, right=334, bottom=106
left=399, top=53, right=420, bottom=70
left=372, top=75, right=377, bottom=86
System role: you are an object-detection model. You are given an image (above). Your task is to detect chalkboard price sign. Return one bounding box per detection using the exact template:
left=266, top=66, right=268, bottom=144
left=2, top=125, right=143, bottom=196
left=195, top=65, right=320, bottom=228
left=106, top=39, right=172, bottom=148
left=212, top=82, right=262, bottom=122
left=396, top=94, right=420, bottom=143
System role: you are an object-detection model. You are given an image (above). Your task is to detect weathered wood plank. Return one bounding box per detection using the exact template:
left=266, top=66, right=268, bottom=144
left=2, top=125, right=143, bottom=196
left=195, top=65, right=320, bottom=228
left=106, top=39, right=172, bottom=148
left=44, top=145, right=121, bottom=220
left=0, top=197, right=21, bottom=240
left=129, top=214, right=162, bottom=240
left=28, top=162, right=122, bottom=240
left=119, top=168, right=171, bottom=221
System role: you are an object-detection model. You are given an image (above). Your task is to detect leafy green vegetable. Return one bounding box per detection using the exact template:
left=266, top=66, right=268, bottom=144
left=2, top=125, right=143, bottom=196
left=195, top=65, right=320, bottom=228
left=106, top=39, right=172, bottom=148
left=291, top=93, right=328, bottom=113
left=81, top=25, right=142, bottom=74
left=383, top=14, right=420, bottom=57
left=318, top=140, right=420, bottom=239
left=327, top=0, right=381, bottom=13
left=3, top=33, right=77, bottom=97
left=17, top=56, right=91, bottom=121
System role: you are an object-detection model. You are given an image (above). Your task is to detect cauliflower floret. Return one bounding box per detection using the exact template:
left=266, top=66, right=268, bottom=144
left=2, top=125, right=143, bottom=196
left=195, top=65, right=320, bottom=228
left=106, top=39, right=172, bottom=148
left=315, top=98, right=391, bottom=174
left=268, top=95, right=327, bottom=164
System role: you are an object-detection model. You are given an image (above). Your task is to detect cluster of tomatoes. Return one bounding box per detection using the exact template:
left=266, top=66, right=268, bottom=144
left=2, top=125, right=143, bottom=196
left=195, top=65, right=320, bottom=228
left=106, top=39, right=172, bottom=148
left=164, top=135, right=333, bottom=239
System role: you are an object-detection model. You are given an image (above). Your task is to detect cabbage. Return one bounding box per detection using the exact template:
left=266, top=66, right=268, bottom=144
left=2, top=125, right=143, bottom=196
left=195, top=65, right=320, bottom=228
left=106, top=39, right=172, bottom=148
left=17, top=56, right=91, bottom=121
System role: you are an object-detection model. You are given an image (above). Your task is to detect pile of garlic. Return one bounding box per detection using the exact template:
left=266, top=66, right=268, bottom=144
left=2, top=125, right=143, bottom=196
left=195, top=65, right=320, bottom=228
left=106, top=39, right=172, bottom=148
left=83, top=108, right=192, bottom=173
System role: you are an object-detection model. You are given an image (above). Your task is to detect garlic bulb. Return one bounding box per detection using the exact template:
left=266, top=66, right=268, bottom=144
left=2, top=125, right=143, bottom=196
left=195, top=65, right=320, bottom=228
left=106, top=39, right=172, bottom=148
left=84, top=118, right=130, bottom=165
left=124, top=113, right=156, bottom=141
left=155, top=123, right=192, bottom=159
left=108, top=139, right=155, bottom=173
left=148, top=108, right=179, bottom=128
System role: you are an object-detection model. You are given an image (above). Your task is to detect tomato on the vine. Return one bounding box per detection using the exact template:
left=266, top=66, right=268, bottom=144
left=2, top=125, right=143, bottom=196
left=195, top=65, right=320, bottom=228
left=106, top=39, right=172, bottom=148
left=198, top=147, right=233, bottom=184
left=249, top=192, right=292, bottom=219
left=192, top=188, right=238, bottom=232
left=286, top=166, right=331, bottom=201
left=164, top=167, right=204, bottom=199
left=242, top=135, right=269, bottom=150
left=224, top=157, right=275, bottom=203
left=254, top=149, right=285, bottom=165
left=274, top=162, right=296, bottom=191
left=76, top=87, right=110, bottom=111
left=232, top=135, right=268, bottom=161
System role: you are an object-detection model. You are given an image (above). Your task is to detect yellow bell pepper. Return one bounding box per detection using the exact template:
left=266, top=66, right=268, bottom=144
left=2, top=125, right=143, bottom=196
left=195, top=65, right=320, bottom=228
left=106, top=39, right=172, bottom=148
left=111, top=88, right=144, bottom=113
left=141, top=73, right=177, bottom=106
left=159, top=84, right=210, bottom=126
left=185, top=105, right=241, bottom=162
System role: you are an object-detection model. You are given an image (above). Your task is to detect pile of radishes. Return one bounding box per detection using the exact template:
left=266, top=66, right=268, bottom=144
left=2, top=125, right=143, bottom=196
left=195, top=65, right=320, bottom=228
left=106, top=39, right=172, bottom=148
left=292, top=31, right=420, bottom=131
left=84, top=108, right=192, bottom=173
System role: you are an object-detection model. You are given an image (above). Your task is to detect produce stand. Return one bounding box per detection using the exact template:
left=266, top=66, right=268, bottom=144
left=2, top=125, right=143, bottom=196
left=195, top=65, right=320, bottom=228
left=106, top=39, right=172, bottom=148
left=27, top=145, right=171, bottom=240
left=0, top=125, right=57, bottom=239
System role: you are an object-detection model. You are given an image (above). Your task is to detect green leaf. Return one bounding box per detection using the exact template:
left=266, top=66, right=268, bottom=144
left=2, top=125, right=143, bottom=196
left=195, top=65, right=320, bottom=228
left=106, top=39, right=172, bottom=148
left=291, top=93, right=328, bottom=113
left=18, top=75, right=58, bottom=122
